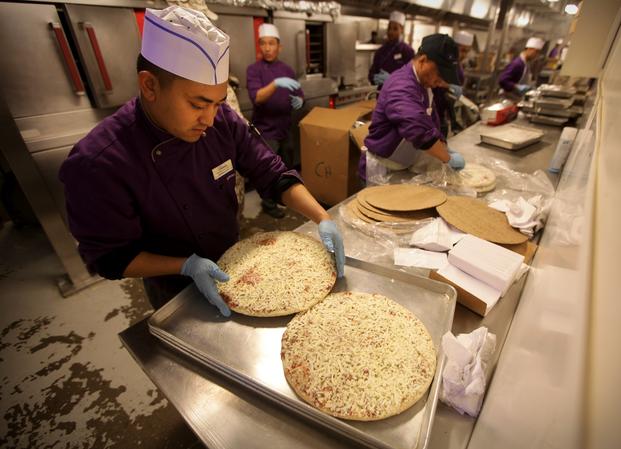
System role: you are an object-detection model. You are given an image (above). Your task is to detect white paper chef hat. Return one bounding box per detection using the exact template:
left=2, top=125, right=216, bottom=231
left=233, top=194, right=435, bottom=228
left=389, top=11, right=406, bottom=27
left=525, top=37, right=544, bottom=50
left=258, top=23, right=280, bottom=40
left=454, top=31, right=474, bottom=47
left=141, top=6, right=230, bottom=85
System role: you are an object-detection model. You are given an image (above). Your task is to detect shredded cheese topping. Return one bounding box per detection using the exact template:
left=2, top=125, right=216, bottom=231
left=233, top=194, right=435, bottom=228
left=281, top=292, right=436, bottom=421
left=217, top=232, right=336, bottom=317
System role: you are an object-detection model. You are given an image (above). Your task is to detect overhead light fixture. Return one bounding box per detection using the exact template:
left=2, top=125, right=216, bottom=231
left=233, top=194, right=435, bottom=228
left=565, top=3, right=579, bottom=14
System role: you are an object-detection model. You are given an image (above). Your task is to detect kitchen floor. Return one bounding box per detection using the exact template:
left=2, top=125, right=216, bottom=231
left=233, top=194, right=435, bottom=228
left=0, top=190, right=305, bottom=449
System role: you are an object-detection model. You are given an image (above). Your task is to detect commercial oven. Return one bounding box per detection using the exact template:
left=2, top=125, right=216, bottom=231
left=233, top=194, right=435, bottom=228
left=0, top=1, right=146, bottom=294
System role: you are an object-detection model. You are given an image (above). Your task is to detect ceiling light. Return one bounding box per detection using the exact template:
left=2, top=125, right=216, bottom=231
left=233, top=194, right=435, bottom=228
left=565, top=3, right=579, bottom=14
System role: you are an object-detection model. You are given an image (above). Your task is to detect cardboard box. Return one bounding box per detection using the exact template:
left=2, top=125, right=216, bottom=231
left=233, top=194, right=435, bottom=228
left=299, top=106, right=372, bottom=205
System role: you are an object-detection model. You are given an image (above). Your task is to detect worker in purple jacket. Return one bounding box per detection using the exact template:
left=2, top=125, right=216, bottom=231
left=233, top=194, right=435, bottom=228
left=360, top=34, right=466, bottom=182
left=59, top=6, right=344, bottom=313
left=434, top=30, right=473, bottom=136
left=498, top=37, right=544, bottom=97
left=368, top=11, right=415, bottom=87
left=246, top=23, right=304, bottom=218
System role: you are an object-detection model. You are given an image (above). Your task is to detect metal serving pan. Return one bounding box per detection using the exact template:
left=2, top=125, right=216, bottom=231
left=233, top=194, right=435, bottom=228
left=533, top=96, right=574, bottom=109
left=479, top=124, right=545, bottom=150
left=538, top=84, right=576, bottom=98
left=148, top=257, right=456, bottom=449
left=528, top=114, right=568, bottom=126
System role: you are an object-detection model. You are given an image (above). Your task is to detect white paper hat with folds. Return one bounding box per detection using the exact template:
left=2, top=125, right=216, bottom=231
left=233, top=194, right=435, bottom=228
left=141, top=6, right=230, bottom=85
left=389, top=10, right=406, bottom=27
left=525, top=37, right=544, bottom=50
left=258, top=23, right=280, bottom=40
left=454, top=30, right=474, bottom=47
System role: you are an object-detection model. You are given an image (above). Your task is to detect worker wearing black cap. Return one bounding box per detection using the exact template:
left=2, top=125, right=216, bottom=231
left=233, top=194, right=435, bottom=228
left=359, top=34, right=465, bottom=181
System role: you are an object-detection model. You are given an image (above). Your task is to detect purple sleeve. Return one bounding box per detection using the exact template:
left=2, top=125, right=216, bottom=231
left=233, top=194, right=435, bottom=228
left=225, top=107, right=302, bottom=200
left=498, top=59, right=522, bottom=92
left=59, top=148, right=142, bottom=275
left=368, top=47, right=383, bottom=84
left=403, top=44, right=415, bottom=62
left=384, top=91, right=444, bottom=149
left=246, top=63, right=262, bottom=105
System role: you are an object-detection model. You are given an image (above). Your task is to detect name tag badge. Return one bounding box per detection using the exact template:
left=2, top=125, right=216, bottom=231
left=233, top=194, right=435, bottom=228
left=393, top=53, right=402, bottom=60
left=212, top=159, right=233, bottom=181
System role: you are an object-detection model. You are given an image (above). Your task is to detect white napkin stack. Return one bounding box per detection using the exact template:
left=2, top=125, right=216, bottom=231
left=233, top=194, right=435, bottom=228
left=440, top=327, right=497, bottom=417
left=410, top=217, right=466, bottom=252
left=489, top=195, right=546, bottom=238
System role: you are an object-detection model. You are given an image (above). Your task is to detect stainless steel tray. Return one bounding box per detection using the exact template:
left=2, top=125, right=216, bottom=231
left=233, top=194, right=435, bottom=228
left=148, top=257, right=456, bottom=449
left=479, top=124, right=544, bottom=150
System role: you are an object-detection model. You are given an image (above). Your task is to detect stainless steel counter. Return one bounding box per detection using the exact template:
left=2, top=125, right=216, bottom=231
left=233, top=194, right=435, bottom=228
left=120, top=110, right=590, bottom=449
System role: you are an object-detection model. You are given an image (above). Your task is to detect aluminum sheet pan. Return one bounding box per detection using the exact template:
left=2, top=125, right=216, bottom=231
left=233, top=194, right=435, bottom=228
left=148, top=257, right=456, bottom=449
left=479, top=124, right=544, bottom=150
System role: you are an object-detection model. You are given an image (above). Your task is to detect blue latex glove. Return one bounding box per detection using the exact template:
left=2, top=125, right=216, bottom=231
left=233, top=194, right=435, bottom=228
left=515, top=84, right=531, bottom=95
left=274, top=77, right=301, bottom=91
left=373, top=69, right=390, bottom=86
left=318, top=220, right=345, bottom=278
left=290, top=95, right=303, bottom=110
left=448, top=84, right=463, bottom=99
left=447, top=147, right=465, bottom=171
left=181, top=254, right=231, bottom=317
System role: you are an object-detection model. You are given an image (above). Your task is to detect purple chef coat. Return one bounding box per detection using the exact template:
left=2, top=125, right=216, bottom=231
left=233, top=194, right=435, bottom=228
left=549, top=46, right=560, bottom=58
left=368, top=40, right=415, bottom=84
left=432, top=63, right=465, bottom=137
left=359, top=63, right=443, bottom=179
left=457, top=64, right=465, bottom=85
left=498, top=55, right=527, bottom=92
left=246, top=59, right=304, bottom=140
left=59, top=97, right=300, bottom=279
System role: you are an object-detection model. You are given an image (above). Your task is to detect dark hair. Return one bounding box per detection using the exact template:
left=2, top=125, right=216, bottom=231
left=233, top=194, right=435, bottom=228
left=136, top=53, right=178, bottom=87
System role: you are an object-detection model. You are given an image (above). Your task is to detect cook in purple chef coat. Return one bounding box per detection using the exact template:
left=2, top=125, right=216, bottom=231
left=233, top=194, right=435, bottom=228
left=433, top=30, right=473, bottom=136
left=368, top=11, right=415, bottom=87
left=59, top=6, right=345, bottom=313
left=498, top=37, right=544, bottom=97
left=360, top=34, right=466, bottom=181
left=247, top=23, right=304, bottom=218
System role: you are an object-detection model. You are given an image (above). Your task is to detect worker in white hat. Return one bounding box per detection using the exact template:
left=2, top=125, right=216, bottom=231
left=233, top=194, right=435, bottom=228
left=498, top=37, right=544, bottom=97
left=368, top=10, right=414, bottom=88
left=60, top=6, right=344, bottom=314
left=246, top=22, right=304, bottom=218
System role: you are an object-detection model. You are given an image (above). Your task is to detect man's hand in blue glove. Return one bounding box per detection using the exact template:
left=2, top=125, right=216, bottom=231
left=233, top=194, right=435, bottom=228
left=290, top=95, right=303, bottom=110
left=373, top=69, right=390, bottom=86
left=448, top=84, right=463, bottom=99
left=318, top=220, right=345, bottom=278
left=274, top=77, right=301, bottom=91
left=515, top=84, right=531, bottom=95
left=447, top=147, right=465, bottom=171
left=181, top=254, right=231, bottom=317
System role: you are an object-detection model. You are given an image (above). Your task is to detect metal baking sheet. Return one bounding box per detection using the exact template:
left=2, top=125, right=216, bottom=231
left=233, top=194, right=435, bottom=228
left=479, top=124, right=544, bottom=150
left=148, top=257, right=456, bottom=449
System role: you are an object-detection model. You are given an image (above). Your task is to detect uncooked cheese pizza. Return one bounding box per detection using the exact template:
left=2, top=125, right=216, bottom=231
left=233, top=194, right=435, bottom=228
left=217, top=231, right=336, bottom=317
left=281, top=291, right=436, bottom=421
